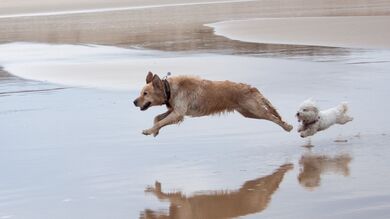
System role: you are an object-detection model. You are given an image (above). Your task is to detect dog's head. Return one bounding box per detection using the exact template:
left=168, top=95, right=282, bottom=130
left=133, top=72, right=165, bottom=111
left=296, top=99, right=319, bottom=123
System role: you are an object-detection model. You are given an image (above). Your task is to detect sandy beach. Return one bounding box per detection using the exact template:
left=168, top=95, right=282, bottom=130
left=1, top=1, right=390, bottom=218
left=207, top=16, right=390, bottom=49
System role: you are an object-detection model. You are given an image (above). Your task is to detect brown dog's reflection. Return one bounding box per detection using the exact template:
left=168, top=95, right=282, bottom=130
left=141, top=164, right=293, bottom=219
left=298, top=153, right=352, bottom=189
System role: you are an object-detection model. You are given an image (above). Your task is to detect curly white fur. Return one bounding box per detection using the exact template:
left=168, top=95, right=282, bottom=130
left=296, top=99, right=353, bottom=138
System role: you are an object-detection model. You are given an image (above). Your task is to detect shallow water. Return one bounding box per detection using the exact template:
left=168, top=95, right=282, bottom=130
left=1, top=0, right=390, bottom=218
left=1, top=41, right=390, bottom=218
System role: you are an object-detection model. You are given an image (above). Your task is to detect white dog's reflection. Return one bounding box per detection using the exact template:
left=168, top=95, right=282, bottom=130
left=298, top=153, right=352, bottom=189
left=141, top=164, right=293, bottom=219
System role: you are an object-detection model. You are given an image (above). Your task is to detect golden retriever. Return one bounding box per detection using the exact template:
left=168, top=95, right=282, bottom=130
left=133, top=72, right=293, bottom=136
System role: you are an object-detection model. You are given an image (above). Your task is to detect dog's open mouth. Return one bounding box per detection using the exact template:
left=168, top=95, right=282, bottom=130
left=296, top=114, right=302, bottom=122
left=141, top=102, right=151, bottom=111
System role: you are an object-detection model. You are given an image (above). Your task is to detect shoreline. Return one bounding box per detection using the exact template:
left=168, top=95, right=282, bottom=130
left=2, top=42, right=387, bottom=92
left=0, top=0, right=389, bottom=52
left=207, top=16, right=390, bottom=49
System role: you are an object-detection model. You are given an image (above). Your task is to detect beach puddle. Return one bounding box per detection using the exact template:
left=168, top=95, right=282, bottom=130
left=1, top=42, right=390, bottom=93
left=0, top=42, right=351, bottom=91
left=1, top=41, right=390, bottom=218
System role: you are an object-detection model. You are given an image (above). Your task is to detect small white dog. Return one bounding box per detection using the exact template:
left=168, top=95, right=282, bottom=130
left=296, top=99, right=353, bottom=138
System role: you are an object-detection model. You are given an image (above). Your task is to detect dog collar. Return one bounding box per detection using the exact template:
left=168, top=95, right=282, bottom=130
left=162, top=79, right=171, bottom=108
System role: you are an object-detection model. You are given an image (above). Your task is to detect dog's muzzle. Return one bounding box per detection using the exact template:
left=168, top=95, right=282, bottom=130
left=296, top=112, right=302, bottom=122
left=140, top=102, right=151, bottom=111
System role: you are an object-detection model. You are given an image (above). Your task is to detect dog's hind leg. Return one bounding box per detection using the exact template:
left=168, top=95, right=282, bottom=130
left=336, top=102, right=353, bottom=124
left=261, top=96, right=282, bottom=120
left=264, top=113, right=293, bottom=132
left=237, top=105, right=293, bottom=131
left=337, top=114, right=353, bottom=124
left=237, top=95, right=293, bottom=132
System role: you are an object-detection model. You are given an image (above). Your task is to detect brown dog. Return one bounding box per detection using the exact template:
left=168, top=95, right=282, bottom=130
left=133, top=72, right=293, bottom=136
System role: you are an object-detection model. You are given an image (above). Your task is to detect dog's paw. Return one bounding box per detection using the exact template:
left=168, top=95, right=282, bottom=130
left=143, top=128, right=159, bottom=137
left=142, top=129, right=154, bottom=136
left=145, top=185, right=155, bottom=193
left=144, top=181, right=161, bottom=193
left=283, top=123, right=293, bottom=132
left=300, top=132, right=310, bottom=138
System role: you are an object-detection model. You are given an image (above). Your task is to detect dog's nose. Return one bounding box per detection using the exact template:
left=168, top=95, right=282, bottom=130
left=133, top=99, right=138, bottom=106
left=296, top=112, right=300, bottom=116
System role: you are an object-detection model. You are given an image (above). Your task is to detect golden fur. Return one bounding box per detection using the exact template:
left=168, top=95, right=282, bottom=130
left=141, top=164, right=293, bottom=218
left=134, top=72, right=293, bottom=136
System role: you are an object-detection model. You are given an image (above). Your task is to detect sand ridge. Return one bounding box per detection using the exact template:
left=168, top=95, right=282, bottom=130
left=0, top=0, right=390, bottom=50
left=207, top=16, right=390, bottom=49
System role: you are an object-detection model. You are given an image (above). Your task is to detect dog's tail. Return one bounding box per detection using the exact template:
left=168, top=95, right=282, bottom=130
left=262, top=97, right=282, bottom=120
left=338, top=102, right=349, bottom=113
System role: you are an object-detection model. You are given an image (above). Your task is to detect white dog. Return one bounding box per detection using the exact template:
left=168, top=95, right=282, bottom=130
left=296, top=99, right=353, bottom=138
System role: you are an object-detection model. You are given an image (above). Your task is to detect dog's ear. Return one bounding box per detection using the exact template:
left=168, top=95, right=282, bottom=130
left=152, top=74, right=163, bottom=90
left=146, top=71, right=154, bottom=84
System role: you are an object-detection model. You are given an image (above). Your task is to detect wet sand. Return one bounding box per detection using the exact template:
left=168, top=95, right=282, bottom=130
left=207, top=16, right=390, bottom=49
left=2, top=57, right=390, bottom=218
left=1, top=0, right=390, bottom=219
left=0, top=0, right=389, bottom=53
left=0, top=0, right=251, bottom=16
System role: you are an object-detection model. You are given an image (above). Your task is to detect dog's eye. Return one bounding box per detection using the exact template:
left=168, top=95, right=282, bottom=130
left=143, top=92, right=147, bottom=96
left=303, top=109, right=307, bottom=112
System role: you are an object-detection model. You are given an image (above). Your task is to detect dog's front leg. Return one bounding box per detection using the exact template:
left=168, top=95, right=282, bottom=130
left=154, top=109, right=172, bottom=124
left=149, top=110, right=172, bottom=137
left=145, top=181, right=170, bottom=200
left=300, top=128, right=316, bottom=138
left=145, top=181, right=185, bottom=207
left=143, top=111, right=183, bottom=137
left=298, top=124, right=305, bottom=132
